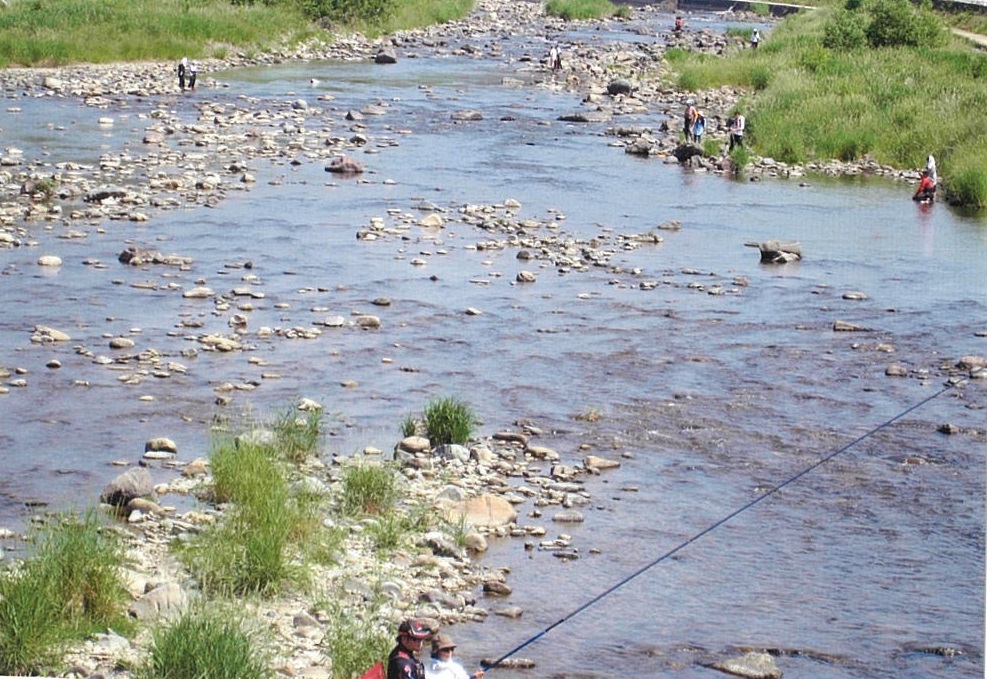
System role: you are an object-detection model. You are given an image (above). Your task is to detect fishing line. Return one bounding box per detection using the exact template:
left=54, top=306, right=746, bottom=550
left=482, top=377, right=970, bottom=671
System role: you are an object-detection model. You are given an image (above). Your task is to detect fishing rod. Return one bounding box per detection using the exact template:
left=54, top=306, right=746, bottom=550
left=481, top=374, right=974, bottom=671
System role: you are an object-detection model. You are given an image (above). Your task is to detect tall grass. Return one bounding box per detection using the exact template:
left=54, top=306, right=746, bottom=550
left=340, top=463, right=399, bottom=516
left=665, top=4, right=987, bottom=207
left=321, top=603, right=392, bottom=679
left=179, top=411, right=337, bottom=596
left=424, top=397, right=477, bottom=445
left=545, top=0, right=628, bottom=21
left=139, top=605, right=273, bottom=679
left=0, top=0, right=313, bottom=67
left=0, top=511, right=130, bottom=675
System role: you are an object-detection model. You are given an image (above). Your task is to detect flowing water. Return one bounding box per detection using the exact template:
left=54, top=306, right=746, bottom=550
left=0, top=14, right=985, bottom=679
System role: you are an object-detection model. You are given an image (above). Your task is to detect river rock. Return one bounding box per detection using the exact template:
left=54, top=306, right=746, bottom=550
left=757, top=240, right=801, bottom=263
left=100, top=467, right=154, bottom=507
left=110, top=337, right=136, bottom=349
left=374, top=48, right=398, bottom=64
left=31, top=325, right=71, bottom=342
left=710, top=651, right=782, bottom=679
left=451, top=110, right=484, bottom=122
left=584, top=455, right=620, bottom=470
left=399, top=436, right=431, bottom=453
left=885, top=364, right=908, bottom=377
left=129, top=582, right=189, bottom=621
left=445, top=493, right=517, bottom=528
left=833, top=320, right=867, bottom=332
left=37, top=255, right=63, bottom=267
left=516, top=271, right=536, bottom=283
left=957, top=355, right=986, bottom=369
left=145, top=437, right=178, bottom=454
left=326, top=156, right=364, bottom=174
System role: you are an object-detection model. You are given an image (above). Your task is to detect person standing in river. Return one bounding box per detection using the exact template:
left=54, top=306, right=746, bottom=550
left=177, top=57, right=188, bottom=90
left=683, top=99, right=697, bottom=143
left=751, top=29, right=761, bottom=49
left=188, top=61, right=198, bottom=90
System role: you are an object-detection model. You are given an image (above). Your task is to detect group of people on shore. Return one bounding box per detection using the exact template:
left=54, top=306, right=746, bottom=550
left=386, top=619, right=485, bottom=679
left=683, top=99, right=746, bottom=152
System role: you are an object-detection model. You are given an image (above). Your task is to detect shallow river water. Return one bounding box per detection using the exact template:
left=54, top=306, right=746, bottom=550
left=1, top=13, right=985, bottom=679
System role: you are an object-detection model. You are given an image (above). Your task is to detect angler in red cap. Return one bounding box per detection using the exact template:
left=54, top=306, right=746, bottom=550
left=387, top=619, right=432, bottom=679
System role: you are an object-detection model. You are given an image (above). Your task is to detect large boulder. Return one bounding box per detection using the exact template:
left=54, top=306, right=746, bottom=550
left=444, top=493, right=517, bottom=528
left=607, top=79, right=633, bottom=96
left=374, top=48, right=398, bottom=64
left=326, top=156, right=365, bottom=175
left=100, top=467, right=154, bottom=508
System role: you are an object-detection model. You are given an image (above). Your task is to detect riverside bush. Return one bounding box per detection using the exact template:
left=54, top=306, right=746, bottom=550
left=0, top=512, right=130, bottom=675
left=140, top=605, right=273, bottom=679
left=423, top=396, right=477, bottom=445
left=665, top=4, right=987, bottom=207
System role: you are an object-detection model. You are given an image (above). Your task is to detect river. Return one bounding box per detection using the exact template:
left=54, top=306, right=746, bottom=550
left=0, top=9, right=984, bottom=679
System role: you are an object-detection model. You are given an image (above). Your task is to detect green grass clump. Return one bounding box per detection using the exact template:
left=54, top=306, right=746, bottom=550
left=321, top=604, right=392, bottom=679
left=0, top=511, right=130, bottom=676
left=179, top=413, right=337, bottom=596
left=423, top=397, right=477, bottom=446
left=545, top=0, right=624, bottom=21
left=139, top=605, right=273, bottom=679
left=273, top=408, right=323, bottom=464
left=340, top=463, right=399, bottom=516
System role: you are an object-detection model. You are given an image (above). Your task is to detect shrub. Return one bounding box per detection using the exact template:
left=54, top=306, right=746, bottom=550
left=340, top=463, right=399, bottom=516
left=0, top=511, right=130, bottom=675
left=423, top=397, right=476, bottom=445
left=749, top=2, right=771, bottom=16
left=865, top=0, right=944, bottom=48
left=140, top=605, right=273, bottom=679
left=822, top=8, right=868, bottom=50
left=363, top=511, right=415, bottom=552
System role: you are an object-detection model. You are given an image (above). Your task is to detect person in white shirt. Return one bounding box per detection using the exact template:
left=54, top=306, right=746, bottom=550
left=425, top=634, right=484, bottom=679
left=729, top=111, right=746, bottom=151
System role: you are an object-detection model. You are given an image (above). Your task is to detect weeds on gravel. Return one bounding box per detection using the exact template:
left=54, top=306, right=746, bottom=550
left=139, top=604, right=273, bottom=679
left=0, top=511, right=130, bottom=676
left=340, top=463, right=399, bottom=516
left=321, top=602, right=392, bottom=679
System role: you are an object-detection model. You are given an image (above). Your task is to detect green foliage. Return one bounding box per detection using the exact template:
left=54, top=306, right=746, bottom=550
left=273, top=408, right=323, bottom=464
left=0, top=512, right=130, bottom=676
left=749, top=1, right=771, bottom=16
left=340, top=463, right=399, bottom=516
left=545, top=0, right=623, bottom=21
left=865, top=0, right=945, bottom=48
left=179, top=415, right=336, bottom=596
left=823, top=8, right=868, bottom=50
left=702, top=137, right=724, bottom=158
left=730, top=144, right=752, bottom=170
left=296, top=0, right=395, bottom=25
left=750, top=64, right=771, bottom=90
left=0, top=0, right=313, bottom=66
left=663, top=4, right=987, bottom=207
left=363, top=511, right=416, bottom=552
left=399, top=414, right=418, bottom=438
left=423, top=397, right=477, bottom=445
left=140, top=605, right=273, bottom=679
left=321, top=603, right=392, bottom=679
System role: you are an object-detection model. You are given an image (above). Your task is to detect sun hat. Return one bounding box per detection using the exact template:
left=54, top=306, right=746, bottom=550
left=399, top=619, right=432, bottom=640
left=431, top=633, right=457, bottom=655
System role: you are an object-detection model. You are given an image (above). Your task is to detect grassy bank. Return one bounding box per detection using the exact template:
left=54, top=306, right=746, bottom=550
left=545, top=0, right=629, bottom=21
left=0, top=0, right=474, bottom=67
left=667, top=1, right=987, bottom=208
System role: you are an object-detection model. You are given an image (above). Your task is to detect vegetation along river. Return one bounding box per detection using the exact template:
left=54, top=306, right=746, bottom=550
left=0, top=9, right=984, bottom=679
